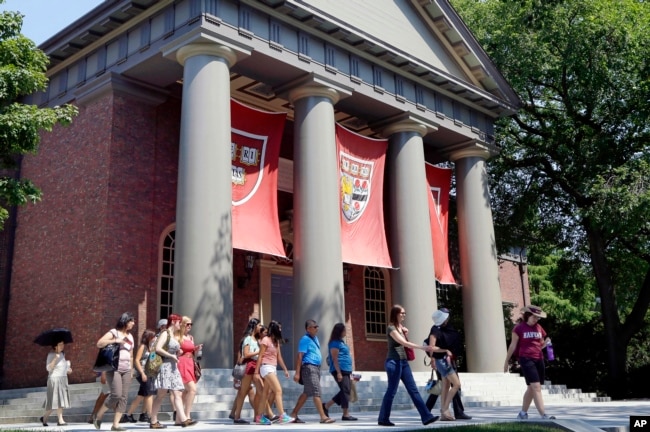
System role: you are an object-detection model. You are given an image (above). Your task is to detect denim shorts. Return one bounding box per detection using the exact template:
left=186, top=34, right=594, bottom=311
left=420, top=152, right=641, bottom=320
left=434, top=357, right=456, bottom=378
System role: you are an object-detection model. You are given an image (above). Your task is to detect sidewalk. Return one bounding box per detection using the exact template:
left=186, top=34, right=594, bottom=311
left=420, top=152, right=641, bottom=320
left=2, top=401, right=647, bottom=432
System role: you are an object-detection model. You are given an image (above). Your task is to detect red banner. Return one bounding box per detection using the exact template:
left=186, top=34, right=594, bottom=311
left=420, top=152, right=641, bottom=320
left=231, top=99, right=287, bottom=257
left=336, top=124, right=392, bottom=268
left=425, top=163, right=455, bottom=284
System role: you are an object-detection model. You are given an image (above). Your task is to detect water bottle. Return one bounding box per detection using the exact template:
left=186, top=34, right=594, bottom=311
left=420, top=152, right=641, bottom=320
left=196, top=348, right=203, bottom=361
left=545, top=340, right=555, bottom=361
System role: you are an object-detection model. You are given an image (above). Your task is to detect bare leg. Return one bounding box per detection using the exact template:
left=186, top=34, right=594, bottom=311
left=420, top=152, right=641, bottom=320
left=233, top=375, right=254, bottom=420
left=126, top=395, right=143, bottom=416
left=442, top=373, right=460, bottom=418
left=56, top=407, right=65, bottom=424
left=171, top=389, right=189, bottom=423
left=529, top=382, right=546, bottom=415
left=183, top=381, right=197, bottom=420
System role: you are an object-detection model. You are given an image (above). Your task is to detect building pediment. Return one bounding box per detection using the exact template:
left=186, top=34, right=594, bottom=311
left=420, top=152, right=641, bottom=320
left=34, top=0, right=519, bottom=157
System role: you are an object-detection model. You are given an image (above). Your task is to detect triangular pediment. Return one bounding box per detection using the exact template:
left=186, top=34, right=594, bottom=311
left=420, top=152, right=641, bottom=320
left=293, top=0, right=518, bottom=106
left=301, top=0, right=466, bottom=78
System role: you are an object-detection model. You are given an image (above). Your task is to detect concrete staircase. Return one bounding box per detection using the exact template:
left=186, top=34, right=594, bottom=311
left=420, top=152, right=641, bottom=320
left=0, top=369, right=610, bottom=424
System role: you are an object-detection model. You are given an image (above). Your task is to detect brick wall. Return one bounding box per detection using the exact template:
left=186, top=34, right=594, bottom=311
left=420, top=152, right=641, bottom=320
left=498, top=258, right=529, bottom=320
left=3, top=92, right=180, bottom=389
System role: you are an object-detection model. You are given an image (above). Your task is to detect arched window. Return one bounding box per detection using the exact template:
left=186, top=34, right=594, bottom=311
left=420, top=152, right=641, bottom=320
left=159, top=227, right=175, bottom=320
left=364, top=266, right=388, bottom=337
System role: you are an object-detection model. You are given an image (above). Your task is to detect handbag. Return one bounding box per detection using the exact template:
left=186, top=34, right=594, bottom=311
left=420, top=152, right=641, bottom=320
left=403, top=333, right=415, bottom=361
left=193, top=359, right=202, bottom=382
left=405, top=346, right=416, bottom=361
left=232, top=362, right=246, bottom=380
left=93, top=343, right=120, bottom=372
left=144, top=330, right=170, bottom=377
left=425, top=369, right=442, bottom=395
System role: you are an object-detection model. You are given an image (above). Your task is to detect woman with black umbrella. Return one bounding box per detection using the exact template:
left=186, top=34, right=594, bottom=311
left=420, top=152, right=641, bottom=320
left=41, top=340, right=71, bottom=426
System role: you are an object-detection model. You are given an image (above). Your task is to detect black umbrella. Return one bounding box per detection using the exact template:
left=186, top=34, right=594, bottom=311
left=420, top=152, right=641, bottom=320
left=34, top=328, right=74, bottom=347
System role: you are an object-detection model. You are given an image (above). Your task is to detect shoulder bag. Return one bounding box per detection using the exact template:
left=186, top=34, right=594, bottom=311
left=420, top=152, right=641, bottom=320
left=93, top=330, right=120, bottom=372
left=93, top=343, right=120, bottom=372
left=403, top=333, right=416, bottom=361
left=425, top=369, right=442, bottom=395
left=144, top=330, right=170, bottom=377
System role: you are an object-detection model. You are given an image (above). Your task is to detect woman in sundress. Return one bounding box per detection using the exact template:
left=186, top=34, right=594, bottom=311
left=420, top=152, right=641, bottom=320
left=148, top=313, right=197, bottom=429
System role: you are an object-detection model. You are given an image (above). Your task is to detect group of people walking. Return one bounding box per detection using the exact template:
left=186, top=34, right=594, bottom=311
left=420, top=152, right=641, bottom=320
left=228, top=317, right=358, bottom=425
left=84, top=312, right=201, bottom=431
left=40, top=304, right=555, bottom=427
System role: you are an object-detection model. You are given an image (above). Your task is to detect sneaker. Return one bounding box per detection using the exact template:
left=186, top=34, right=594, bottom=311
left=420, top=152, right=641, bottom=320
left=120, top=414, right=129, bottom=424
left=255, top=415, right=272, bottom=425
left=93, top=415, right=102, bottom=430
left=233, top=418, right=249, bottom=424
left=517, top=411, right=528, bottom=420
left=292, top=417, right=305, bottom=423
left=127, top=414, right=137, bottom=423
left=279, top=413, right=295, bottom=424
left=139, top=413, right=151, bottom=423
left=541, top=414, right=556, bottom=420
left=270, top=415, right=280, bottom=423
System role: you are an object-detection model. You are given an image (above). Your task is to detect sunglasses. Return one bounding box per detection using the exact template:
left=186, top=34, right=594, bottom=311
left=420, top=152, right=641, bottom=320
left=186, top=323, right=193, bottom=327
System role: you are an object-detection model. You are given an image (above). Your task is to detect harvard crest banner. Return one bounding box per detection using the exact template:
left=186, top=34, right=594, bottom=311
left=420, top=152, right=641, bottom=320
left=425, top=163, right=455, bottom=284
left=336, top=124, right=392, bottom=268
left=231, top=99, right=287, bottom=257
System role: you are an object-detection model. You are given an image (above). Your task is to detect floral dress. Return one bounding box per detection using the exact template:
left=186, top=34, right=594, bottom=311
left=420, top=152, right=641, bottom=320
left=154, top=332, right=185, bottom=391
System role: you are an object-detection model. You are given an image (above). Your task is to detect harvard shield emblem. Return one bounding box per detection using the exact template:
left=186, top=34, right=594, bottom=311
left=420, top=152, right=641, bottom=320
left=232, top=128, right=267, bottom=206
left=340, top=151, right=373, bottom=223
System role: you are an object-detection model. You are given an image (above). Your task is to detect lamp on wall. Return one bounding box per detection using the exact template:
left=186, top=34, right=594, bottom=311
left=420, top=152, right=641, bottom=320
left=238, top=252, right=257, bottom=289
left=343, top=263, right=352, bottom=291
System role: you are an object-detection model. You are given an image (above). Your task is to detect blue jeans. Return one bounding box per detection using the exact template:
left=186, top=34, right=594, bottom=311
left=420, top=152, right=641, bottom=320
left=378, top=359, right=436, bottom=424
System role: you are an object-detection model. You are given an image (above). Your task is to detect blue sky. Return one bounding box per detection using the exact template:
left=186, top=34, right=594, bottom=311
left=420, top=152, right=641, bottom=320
left=0, top=0, right=105, bottom=45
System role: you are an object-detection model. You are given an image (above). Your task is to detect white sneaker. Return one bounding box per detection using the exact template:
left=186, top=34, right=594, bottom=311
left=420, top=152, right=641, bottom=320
left=541, top=414, right=556, bottom=420
left=517, top=411, right=528, bottom=420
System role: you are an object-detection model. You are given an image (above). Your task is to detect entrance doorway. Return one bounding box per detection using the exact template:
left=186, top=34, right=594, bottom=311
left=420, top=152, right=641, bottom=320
left=271, top=273, right=294, bottom=369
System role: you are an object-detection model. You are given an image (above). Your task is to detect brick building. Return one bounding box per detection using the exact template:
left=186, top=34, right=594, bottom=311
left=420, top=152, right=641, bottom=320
left=0, top=0, right=525, bottom=389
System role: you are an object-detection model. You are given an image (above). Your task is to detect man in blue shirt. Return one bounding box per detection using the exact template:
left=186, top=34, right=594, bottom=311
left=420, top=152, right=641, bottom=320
left=289, top=320, right=334, bottom=423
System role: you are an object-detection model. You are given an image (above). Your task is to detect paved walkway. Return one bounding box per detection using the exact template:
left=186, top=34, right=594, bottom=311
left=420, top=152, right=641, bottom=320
left=2, top=401, right=647, bottom=432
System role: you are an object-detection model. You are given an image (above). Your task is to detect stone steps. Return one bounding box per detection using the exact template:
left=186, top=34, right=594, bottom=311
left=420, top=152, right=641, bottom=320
left=0, top=369, right=610, bottom=424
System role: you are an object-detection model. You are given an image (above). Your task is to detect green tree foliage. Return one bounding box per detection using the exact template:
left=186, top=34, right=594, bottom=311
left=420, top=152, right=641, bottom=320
left=450, top=0, right=650, bottom=397
left=0, top=3, right=77, bottom=228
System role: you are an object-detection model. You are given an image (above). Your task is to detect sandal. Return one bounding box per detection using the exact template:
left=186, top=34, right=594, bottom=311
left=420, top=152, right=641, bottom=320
left=150, top=422, right=167, bottom=429
left=320, top=418, right=335, bottom=424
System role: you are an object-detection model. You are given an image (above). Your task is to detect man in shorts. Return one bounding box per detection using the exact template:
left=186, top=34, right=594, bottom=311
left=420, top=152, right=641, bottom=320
left=289, top=320, right=334, bottom=423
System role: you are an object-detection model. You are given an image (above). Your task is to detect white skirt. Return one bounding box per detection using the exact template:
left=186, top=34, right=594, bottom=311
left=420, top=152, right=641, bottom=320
left=43, top=376, right=70, bottom=410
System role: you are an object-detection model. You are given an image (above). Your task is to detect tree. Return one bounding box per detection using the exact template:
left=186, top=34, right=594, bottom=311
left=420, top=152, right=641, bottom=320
left=0, top=4, right=77, bottom=228
left=450, top=0, right=650, bottom=397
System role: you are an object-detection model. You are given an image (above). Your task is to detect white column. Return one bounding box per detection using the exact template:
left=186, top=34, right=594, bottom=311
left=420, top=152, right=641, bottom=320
left=451, top=147, right=507, bottom=372
left=383, top=119, right=438, bottom=372
left=174, top=44, right=237, bottom=369
left=289, top=83, right=345, bottom=360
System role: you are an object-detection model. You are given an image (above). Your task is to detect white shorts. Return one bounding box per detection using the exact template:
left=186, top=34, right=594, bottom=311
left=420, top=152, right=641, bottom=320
left=260, top=364, right=276, bottom=378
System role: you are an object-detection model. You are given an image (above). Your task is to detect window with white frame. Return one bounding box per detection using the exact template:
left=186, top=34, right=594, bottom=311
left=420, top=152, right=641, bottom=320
left=364, top=266, right=387, bottom=337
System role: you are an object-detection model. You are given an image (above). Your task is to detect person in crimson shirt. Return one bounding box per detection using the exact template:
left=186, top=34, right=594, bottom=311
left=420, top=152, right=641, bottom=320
left=504, top=305, right=556, bottom=420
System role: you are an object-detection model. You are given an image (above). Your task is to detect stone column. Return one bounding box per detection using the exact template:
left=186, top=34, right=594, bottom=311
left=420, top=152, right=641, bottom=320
left=451, top=146, right=507, bottom=372
left=381, top=116, right=438, bottom=372
left=173, top=44, right=237, bottom=369
left=288, top=82, right=346, bottom=360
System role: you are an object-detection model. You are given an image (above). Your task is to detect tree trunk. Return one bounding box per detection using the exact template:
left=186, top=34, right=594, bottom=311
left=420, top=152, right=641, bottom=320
left=584, top=224, right=627, bottom=398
